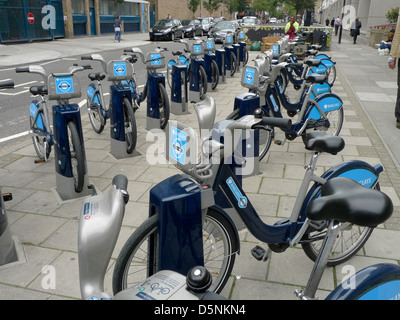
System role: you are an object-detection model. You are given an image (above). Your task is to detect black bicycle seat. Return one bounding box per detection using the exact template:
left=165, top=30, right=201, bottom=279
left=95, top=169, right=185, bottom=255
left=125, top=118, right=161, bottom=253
left=172, top=50, right=183, bottom=56
left=304, top=59, right=322, bottom=67
left=305, top=74, right=327, bottom=84
left=29, top=85, right=48, bottom=96
left=310, top=45, right=322, bottom=51
left=88, top=73, right=106, bottom=81
left=306, top=177, right=393, bottom=227
left=306, top=49, right=318, bottom=56
left=304, top=131, right=345, bottom=155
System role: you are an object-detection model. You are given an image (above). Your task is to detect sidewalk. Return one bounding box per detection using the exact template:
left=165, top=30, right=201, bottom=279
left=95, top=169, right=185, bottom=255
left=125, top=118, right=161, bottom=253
left=0, top=34, right=399, bottom=300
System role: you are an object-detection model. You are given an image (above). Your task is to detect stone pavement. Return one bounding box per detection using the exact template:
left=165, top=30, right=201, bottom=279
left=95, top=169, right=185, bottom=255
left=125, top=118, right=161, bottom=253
left=0, top=32, right=400, bottom=300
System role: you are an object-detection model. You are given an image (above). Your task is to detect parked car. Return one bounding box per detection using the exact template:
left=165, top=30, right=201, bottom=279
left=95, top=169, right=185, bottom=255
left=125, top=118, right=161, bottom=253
left=241, top=17, right=258, bottom=27
left=149, top=19, right=184, bottom=41
left=209, top=20, right=241, bottom=43
left=269, top=17, right=277, bottom=23
left=181, top=19, right=203, bottom=38
left=198, top=17, right=214, bottom=35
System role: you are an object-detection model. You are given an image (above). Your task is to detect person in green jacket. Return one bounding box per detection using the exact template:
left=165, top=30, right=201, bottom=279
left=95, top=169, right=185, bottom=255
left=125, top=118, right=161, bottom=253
left=285, top=16, right=299, bottom=41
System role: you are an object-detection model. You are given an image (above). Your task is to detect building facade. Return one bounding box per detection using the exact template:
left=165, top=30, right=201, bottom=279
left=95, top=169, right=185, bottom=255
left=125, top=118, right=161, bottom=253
left=0, top=0, right=149, bottom=43
left=318, top=0, right=399, bottom=38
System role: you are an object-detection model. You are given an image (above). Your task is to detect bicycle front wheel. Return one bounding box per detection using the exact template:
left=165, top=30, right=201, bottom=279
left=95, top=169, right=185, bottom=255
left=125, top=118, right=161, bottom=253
left=199, top=65, right=208, bottom=97
left=158, top=83, right=170, bottom=130
left=230, top=52, right=236, bottom=77
left=67, top=121, right=85, bottom=193
left=112, top=208, right=237, bottom=295
left=122, top=97, right=137, bottom=154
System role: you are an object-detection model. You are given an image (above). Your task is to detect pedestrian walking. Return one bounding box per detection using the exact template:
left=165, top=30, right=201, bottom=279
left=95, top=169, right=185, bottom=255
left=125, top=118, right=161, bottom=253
left=388, top=17, right=400, bottom=128
left=350, top=17, right=362, bottom=44
left=114, top=15, right=122, bottom=43
left=334, top=16, right=341, bottom=36
left=325, top=18, right=329, bottom=26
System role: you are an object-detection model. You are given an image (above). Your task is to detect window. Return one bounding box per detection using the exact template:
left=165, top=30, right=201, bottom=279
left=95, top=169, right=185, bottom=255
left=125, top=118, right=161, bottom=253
left=71, top=0, right=84, bottom=14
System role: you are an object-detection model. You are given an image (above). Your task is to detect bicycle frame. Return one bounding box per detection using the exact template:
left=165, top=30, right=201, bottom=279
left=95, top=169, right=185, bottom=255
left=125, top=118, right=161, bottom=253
left=29, top=98, right=52, bottom=144
left=87, top=81, right=108, bottom=119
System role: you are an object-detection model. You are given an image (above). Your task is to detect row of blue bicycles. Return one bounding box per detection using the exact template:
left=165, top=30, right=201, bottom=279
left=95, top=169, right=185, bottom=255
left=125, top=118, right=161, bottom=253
left=2, top=29, right=398, bottom=300
left=75, top=32, right=400, bottom=301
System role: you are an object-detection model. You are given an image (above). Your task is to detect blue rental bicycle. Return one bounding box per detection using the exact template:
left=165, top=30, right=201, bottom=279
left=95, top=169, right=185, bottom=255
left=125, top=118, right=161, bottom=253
left=78, top=176, right=396, bottom=300
left=110, top=95, right=382, bottom=294
left=16, top=64, right=91, bottom=192
left=81, top=54, right=138, bottom=153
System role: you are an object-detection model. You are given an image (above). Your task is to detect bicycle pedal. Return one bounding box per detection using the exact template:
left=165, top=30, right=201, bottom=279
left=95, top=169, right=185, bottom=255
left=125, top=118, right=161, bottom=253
left=34, top=159, right=46, bottom=164
left=274, top=140, right=283, bottom=145
left=251, top=245, right=268, bottom=261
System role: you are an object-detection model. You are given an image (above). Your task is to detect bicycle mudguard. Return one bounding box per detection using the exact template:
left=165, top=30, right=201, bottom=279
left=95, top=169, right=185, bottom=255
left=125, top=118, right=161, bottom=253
left=326, top=263, right=400, bottom=300
left=179, top=55, right=190, bottom=67
left=298, top=160, right=383, bottom=223
left=306, top=92, right=343, bottom=120
left=307, top=64, right=328, bottom=75
left=29, top=101, right=44, bottom=130
left=309, top=82, right=331, bottom=100
left=86, top=83, right=101, bottom=105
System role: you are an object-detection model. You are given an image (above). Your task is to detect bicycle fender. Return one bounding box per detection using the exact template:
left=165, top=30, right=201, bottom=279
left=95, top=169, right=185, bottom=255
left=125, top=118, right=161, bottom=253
left=299, top=160, right=383, bottom=222
left=306, top=92, right=343, bottom=120
left=29, top=100, right=44, bottom=130
left=86, top=83, right=97, bottom=100
left=326, top=263, right=400, bottom=300
left=309, top=82, right=331, bottom=100
left=210, top=205, right=241, bottom=255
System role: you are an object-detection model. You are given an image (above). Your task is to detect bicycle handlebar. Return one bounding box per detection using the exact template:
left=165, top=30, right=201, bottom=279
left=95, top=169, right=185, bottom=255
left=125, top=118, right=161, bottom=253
left=112, top=174, right=128, bottom=192
left=15, top=67, right=30, bottom=73
left=0, top=80, right=14, bottom=90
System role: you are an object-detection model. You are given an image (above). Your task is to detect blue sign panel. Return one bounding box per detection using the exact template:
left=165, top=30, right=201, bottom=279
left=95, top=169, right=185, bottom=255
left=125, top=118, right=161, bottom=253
left=55, top=76, right=74, bottom=95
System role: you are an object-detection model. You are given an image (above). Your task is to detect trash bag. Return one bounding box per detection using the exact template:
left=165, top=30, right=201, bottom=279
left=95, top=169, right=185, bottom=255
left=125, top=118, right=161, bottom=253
left=250, top=41, right=262, bottom=51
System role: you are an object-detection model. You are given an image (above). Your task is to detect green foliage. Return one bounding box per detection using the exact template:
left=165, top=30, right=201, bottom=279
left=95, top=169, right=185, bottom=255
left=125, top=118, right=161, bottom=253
left=203, top=0, right=222, bottom=15
left=188, top=0, right=201, bottom=15
left=223, top=0, right=248, bottom=15
left=386, top=7, right=399, bottom=24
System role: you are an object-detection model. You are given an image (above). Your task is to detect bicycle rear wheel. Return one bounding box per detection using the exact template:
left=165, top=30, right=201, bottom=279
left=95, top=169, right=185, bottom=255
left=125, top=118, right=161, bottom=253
left=122, top=97, right=137, bottom=154
left=112, top=208, right=237, bottom=295
left=158, top=83, right=170, bottom=130
left=30, top=114, right=51, bottom=161
left=67, top=121, right=85, bottom=193
left=87, top=87, right=106, bottom=134
left=301, top=182, right=380, bottom=266
left=211, top=60, right=219, bottom=90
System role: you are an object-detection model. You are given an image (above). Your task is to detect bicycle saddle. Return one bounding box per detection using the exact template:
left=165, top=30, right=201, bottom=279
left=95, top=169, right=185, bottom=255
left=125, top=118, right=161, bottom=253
left=172, top=50, right=183, bottom=56
left=304, top=131, right=345, bottom=155
left=29, top=85, right=48, bottom=96
left=304, top=59, right=322, bottom=67
left=306, top=177, right=393, bottom=227
left=310, top=45, right=322, bottom=51
left=305, top=74, right=327, bottom=84
left=88, top=73, right=106, bottom=81
left=305, top=49, right=318, bottom=56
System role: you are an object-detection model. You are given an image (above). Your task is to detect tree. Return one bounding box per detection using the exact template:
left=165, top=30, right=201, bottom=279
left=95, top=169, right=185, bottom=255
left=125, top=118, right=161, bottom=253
left=203, top=0, right=222, bottom=16
left=188, top=0, right=201, bottom=17
left=223, top=0, right=248, bottom=17
left=386, top=7, right=399, bottom=24
left=282, top=0, right=316, bottom=16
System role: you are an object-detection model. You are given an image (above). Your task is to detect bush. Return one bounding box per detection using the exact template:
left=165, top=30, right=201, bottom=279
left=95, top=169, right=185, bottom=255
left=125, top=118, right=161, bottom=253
left=386, top=7, right=399, bottom=24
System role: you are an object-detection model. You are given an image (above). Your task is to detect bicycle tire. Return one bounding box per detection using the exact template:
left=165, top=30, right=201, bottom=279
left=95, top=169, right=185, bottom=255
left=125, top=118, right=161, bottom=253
left=242, top=47, right=249, bottom=66
left=301, top=183, right=379, bottom=266
left=230, top=52, right=236, bottom=77
left=112, top=208, right=237, bottom=295
left=302, top=106, right=344, bottom=144
left=211, top=59, right=219, bottom=90
left=199, top=65, right=208, bottom=97
left=166, top=59, right=175, bottom=89
left=226, top=108, right=273, bottom=161
left=122, top=97, right=137, bottom=154
left=158, top=83, right=170, bottom=130
left=30, top=114, right=51, bottom=160
left=87, top=88, right=105, bottom=134
left=67, top=121, right=85, bottom=193
left=326, top=65, right=336, bottom=87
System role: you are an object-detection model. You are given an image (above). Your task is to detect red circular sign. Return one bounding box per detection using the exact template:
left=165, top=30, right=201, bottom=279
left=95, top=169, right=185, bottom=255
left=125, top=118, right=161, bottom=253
left=27, top=13, right=35, bottom=24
